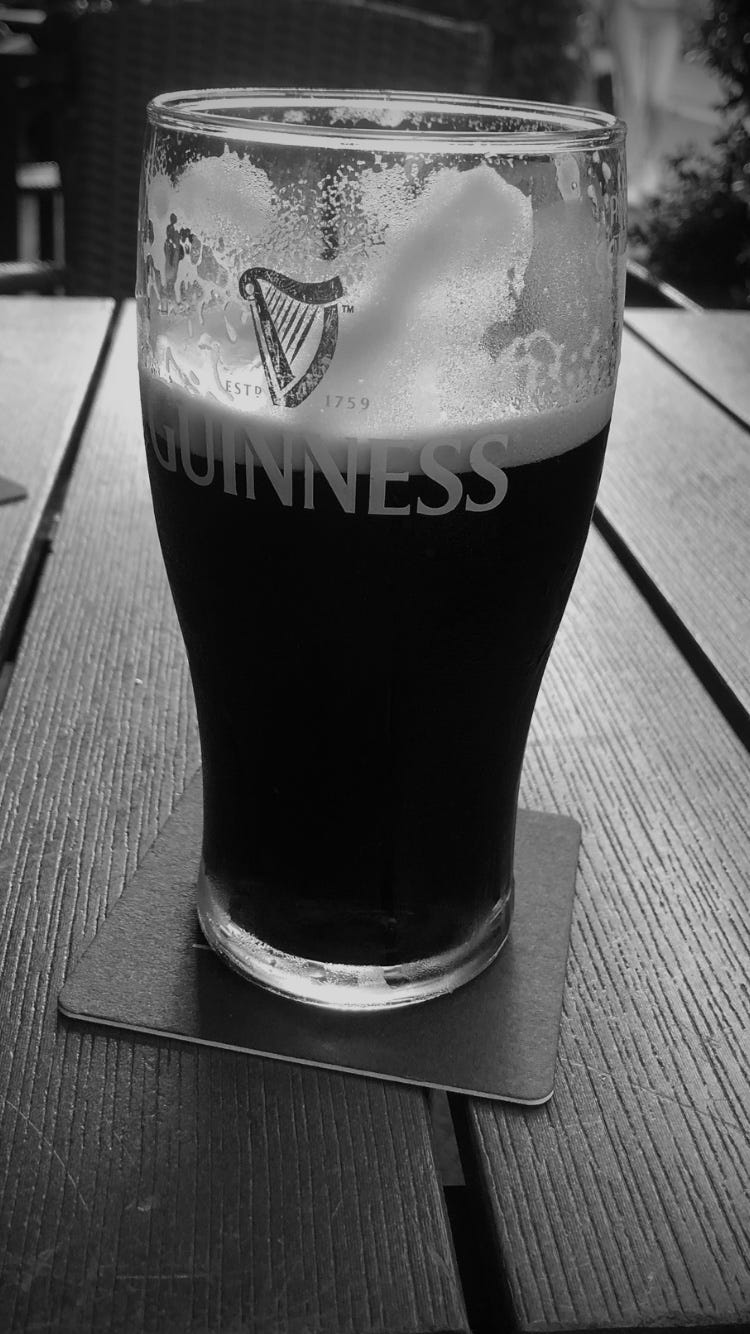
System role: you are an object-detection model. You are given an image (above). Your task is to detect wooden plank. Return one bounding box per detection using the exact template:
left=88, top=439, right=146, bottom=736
left=451, top=530, right=750, bottom=1331
left=0, top=304, right=469, bottom=1334
left=0, top=297, right=114, bottom=659
left=625, top=311, right=750, bottom=429
left=599, top=329, right=750, bottom=721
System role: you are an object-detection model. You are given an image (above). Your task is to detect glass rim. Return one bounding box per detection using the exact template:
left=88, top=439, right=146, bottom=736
left=146, top=88, right=625, bottom=154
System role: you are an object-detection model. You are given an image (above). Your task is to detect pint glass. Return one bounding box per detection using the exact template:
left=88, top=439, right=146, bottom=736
left=137, top=91, right=626, bottom=1008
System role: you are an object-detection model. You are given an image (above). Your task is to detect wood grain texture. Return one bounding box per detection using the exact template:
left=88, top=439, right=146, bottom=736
left=600, top=329, right=750, bottom=718
left=0, top=305, right=469, bottom=1334
left=625, top=311, right=750, bottom=429
left=452, top=531, right=750, bottom=1331
left=0, top=298, right=114, bottom=657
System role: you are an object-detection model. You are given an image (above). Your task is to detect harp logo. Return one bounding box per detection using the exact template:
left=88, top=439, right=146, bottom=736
left=239, top=267, right=343, bottom=408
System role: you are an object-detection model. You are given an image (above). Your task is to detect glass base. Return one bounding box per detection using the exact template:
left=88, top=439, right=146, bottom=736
left=196, top=865, right=513, bottom=1010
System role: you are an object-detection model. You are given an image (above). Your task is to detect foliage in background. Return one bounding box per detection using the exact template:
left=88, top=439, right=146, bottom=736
left=632, top=0, right=750, bottom=308
left=398, top=0, right=587, bottom=106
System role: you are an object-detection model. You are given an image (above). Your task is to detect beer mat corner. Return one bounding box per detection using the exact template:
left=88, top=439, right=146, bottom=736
left=0, top=474, right=28, bottom=504
left=58, top=777, right=580, bottom=1105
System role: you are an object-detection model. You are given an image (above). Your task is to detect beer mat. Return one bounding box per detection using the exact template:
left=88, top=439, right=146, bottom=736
left=0, top=474, right=28, bottom=505
left=59, top=771, right=580, bottom=1104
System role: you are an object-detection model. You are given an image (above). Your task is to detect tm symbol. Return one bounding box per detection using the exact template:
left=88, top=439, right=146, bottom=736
left=342, top=303, right=355, bottom=314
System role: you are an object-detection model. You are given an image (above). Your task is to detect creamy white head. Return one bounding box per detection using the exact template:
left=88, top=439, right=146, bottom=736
left=139, top=128, right=623, bottom=466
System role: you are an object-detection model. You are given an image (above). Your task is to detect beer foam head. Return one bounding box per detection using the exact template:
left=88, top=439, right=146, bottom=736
left=138, top=117, right=624, bottom=462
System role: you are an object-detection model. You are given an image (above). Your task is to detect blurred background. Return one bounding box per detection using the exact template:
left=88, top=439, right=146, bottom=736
left=0, top=0, right=747, bottom=307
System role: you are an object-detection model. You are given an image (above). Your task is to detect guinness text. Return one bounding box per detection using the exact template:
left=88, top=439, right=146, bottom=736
left=145, top=399, right=509, bottom=517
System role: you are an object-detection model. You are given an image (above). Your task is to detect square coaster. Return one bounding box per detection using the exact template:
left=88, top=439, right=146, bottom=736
left=0, top=474, right=28, bottom=505
left=59, top=772, right=580, bottom=1104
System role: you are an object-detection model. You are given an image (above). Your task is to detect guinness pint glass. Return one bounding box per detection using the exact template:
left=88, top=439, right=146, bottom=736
left=137, top=91, right=626, bottom=1007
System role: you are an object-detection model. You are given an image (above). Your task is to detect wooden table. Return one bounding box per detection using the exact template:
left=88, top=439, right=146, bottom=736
left=1, top=299, right=748, bottom=1333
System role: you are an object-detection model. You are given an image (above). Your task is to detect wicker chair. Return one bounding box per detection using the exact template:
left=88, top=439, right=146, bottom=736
left=3, top=0, right=492, bottom=298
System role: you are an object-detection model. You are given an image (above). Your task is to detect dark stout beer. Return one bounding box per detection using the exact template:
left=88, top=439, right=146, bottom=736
left=136, top=89, right=626, bottom=1005
left=142, top=374, right=609, bottom=977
